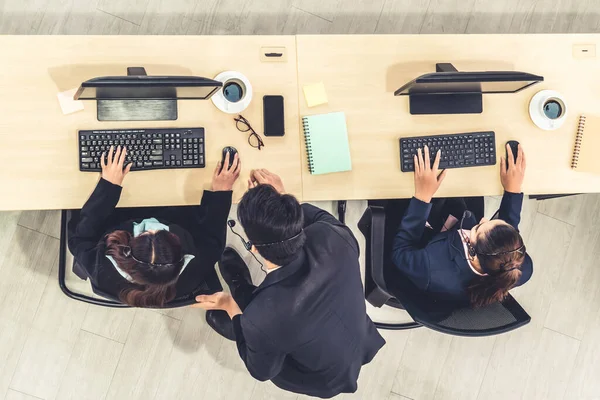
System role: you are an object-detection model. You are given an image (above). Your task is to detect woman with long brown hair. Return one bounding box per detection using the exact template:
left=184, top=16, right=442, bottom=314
left=390, top=143, right=533, bottom=308
left=68, top=146, right=240, bottom=315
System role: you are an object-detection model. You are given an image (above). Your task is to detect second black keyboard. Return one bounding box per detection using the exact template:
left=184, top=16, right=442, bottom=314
left=399, top=131, right=496, bottom=172
left=78, top=128, right=205, bottom=172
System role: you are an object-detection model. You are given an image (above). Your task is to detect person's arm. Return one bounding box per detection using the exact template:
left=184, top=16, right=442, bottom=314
left=498, top=191, right=524, bottom=230
left=232, top=315, right=287, bottom=381
left=391, top=146, right=446, bottom=290
left=188, top=190, right=233, bottom=249
left=68, top=146, right=130, bottom=273
left=391, top=198, right=433, bottom=290
left=499, top=143, right=526, bottom=230
left=187, top=153, right=240, bottom=250
left=192, top=292, right=285, bottom=381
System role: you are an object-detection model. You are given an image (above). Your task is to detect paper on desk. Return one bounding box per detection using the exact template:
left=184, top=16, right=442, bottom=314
left=303, top=82, right=328, bottom=108
left=57, top=88, right=84, bottom=115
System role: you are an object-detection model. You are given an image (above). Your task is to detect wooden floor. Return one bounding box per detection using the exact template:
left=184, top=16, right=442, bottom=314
left=2, top=1, right=600, bottom=400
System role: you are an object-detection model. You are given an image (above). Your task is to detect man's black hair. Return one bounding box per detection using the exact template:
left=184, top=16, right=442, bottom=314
left=237, top=184, right=306, bottom=266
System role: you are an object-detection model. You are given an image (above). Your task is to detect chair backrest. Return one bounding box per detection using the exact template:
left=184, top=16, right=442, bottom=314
left=59, top=209, right=218, bottom=309
left=357, top=206, right=394, bottom=308
left=359, top=205, right=531, bottom=336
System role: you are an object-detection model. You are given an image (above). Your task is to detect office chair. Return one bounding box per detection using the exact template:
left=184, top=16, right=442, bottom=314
left=58, top=209, right=219, bottom=308
left=358, top=205, right=531, bottom=336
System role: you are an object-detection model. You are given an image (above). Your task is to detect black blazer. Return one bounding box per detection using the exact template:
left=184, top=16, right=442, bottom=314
left=391, top=191, right=534, bottom=306
left=231, top=204, right=385, bottom=399
left=67, top=178, right=232, bottom=301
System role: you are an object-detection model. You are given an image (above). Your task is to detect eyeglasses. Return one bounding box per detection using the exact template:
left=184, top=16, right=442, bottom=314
left=234, top=115, right=265, bottom=150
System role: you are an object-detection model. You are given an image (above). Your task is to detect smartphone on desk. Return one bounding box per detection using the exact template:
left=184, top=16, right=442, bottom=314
left=263, top=95, right=285, bottom=136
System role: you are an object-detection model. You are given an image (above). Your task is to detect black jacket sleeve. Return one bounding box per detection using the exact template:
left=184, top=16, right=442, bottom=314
left=189, top=190, right=233, bottom=252
left=301, top=203, right=359, bottom=254
left=498, top=191, right=524, bottom=230
left=232, top=314, right=286, bottom=382
left=391, top=197, right=433, bottom=291
left=67, top=178, right=122, bottom=276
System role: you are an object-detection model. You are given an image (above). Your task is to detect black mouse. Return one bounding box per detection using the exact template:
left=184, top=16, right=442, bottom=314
left=221, top=146, right=238, bottom=172
left=506, top=140, right=520, bottom=168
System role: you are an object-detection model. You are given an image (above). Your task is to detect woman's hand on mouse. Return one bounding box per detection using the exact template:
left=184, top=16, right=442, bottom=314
left=101, top=145, right=132, bottom=187
left=501, top=143, right=526, bottom=193
left=212, top=152, right=240, bottom=191
left=413, top=145, right=447, bottom=203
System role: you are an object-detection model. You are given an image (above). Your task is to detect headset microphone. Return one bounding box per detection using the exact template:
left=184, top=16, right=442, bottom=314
left=227, top=220, right=252, bottom=251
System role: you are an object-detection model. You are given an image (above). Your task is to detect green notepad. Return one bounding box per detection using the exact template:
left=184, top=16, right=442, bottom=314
left=302, top=112, right=352, bottom=175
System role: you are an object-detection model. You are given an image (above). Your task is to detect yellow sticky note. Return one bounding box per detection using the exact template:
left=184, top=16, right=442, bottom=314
left=303, top=82, right=328, bottom=108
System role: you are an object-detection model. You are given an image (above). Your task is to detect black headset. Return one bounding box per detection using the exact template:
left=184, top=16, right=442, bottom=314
left=227, top=220, right=304, bottom=274
left=227, top=220, right=303, bottom=249
left=459, top=211, right=525, bottom=272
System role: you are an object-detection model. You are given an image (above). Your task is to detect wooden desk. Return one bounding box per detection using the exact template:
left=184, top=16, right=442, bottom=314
left=297, top=34, right=600, bottom=201
left=0, top=36, right=301, bottom=210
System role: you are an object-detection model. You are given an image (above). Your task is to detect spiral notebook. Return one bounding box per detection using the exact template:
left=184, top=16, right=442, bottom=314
left=571, top=115, right=600, bottom=175
left=302, top=112, right=352, bottom=175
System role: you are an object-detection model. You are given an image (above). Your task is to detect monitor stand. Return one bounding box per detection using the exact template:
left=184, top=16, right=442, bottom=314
left=96, top=67, right=178, bottom=121
left=409, top=63, right=483, bottom=115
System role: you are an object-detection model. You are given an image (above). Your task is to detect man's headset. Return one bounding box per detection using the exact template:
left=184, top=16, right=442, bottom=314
left=459, top=211, right=525, bottom=273
left=226, top=220, right=304, bottom=273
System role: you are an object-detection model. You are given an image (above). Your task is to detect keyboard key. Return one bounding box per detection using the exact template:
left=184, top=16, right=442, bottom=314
left=183, top=160, right=194, bottom=165
left=81, top=157, right=93, bottom=163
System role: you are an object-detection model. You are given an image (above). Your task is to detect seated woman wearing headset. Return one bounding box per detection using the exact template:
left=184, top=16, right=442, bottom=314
left=391, top=144, right=533, bottom=308
left=68, top=146, right=240, bottom=309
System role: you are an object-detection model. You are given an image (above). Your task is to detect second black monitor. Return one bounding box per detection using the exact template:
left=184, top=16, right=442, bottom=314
left=394, top=63, right=543, bottom=115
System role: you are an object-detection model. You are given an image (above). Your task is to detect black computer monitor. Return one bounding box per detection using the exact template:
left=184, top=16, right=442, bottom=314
left=74, top=67, right=223, bottom=121
left=394, top=63, right=543, bottom=115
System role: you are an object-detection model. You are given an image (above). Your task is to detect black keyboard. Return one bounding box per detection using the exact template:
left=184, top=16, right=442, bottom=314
left=399, top=131, right=496, bottom=172
left=78, top=128, right=205, bottom=172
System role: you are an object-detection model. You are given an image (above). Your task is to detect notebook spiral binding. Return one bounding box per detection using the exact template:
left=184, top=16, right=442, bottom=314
left=572, top=115, right=586, bottom=169
left=302, top=117, right=314, bottom=173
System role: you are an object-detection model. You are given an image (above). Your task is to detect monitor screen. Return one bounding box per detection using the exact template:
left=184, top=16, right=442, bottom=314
left=75, top=76, right=223, bottom=100
left=395, top=71, right=543, bottom=96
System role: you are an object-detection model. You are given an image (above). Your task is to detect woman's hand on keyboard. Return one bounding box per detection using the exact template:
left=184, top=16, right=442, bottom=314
left=413, top=145, right=447, bottom=203
left=101, top=146, right=132, bottom=187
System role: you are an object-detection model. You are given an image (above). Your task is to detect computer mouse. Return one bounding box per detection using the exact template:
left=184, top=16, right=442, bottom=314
left=506, top=140, right=520, bottom=168
left=221, top=146, right=238, bottom=172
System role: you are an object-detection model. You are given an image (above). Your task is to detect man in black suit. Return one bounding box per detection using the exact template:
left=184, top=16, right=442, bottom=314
left=193, top=169, right=385, bottom=399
